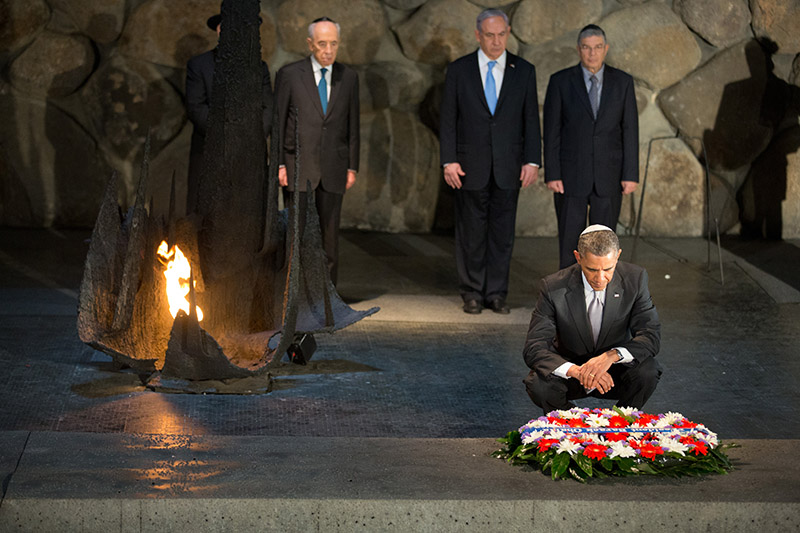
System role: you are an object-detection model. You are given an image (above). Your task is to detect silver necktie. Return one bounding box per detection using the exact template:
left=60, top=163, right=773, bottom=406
left=588, top=290, right=603, bottom=346
left=589, top=75, right=599, bottom=118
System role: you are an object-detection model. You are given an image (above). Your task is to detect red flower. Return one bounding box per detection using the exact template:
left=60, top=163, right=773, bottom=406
left=608, top=416, right=629, bottom=428
left=604, top=432, right=629, bottom=442
left=690, top=442, right=709, bottom=456
left=674, top=419, right=698, bottom=429
left=548, top=416, right=568, bottom=425
left=583, top=443, right=608, bottom=460
left=537, top=438, right=558, bottom=452
left=567, top=418, right=589, bottom=428
left=634, top=414, right=659, bottom=426
left=638, top=443, right=664, bottom=459
left=679, top=436, right=697, bottom=445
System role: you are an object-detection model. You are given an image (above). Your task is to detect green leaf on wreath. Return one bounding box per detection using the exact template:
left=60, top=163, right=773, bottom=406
left=574, top=452, right=593, bottom=476
left=551, top=453, right=570, bottom=480
left=617, top=458, right=635, bottom=472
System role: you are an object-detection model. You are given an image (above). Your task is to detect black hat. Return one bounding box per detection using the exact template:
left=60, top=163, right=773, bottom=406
left=206, top=14, right=221, bottom=31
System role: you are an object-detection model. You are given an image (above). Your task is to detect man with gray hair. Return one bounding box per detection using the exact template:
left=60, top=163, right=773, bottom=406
left=440, top=8, right=541, bottom=315
left=543, top=24, right=639, bottom=269
left=522, top=225, right=661, bottom=414
left=275, top=16, right=359, bottom=285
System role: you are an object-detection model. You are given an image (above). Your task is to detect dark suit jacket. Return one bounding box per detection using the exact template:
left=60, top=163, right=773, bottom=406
left=523, top=261, right=660, bottom=378
left=543, top=64, right=638, bottom=197
left=186, top=48, right=272, bottom=143
left=274, top=57, right=359, bottom=194
left=439, top=51, right=541, bottom=190
left=185, top=49, right=272, bottom=210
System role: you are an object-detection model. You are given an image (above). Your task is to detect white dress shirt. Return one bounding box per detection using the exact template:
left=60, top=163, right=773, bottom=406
left=477, top=48, right=506, bottom=97
left=310, top=55, right=331, bottom=100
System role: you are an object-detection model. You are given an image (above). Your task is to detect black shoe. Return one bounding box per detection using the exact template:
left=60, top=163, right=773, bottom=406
left=463, top=299, right=482, bottom=314
left=487, top=298, right=510, bottom=314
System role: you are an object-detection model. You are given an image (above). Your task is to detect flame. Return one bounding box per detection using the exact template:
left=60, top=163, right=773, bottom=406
left=156, top=241, right=204, bottom=321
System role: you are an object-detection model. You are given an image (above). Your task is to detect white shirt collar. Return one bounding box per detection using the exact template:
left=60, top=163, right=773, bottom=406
left=478, top=48, right=506, bottom=71
left=581, top=272, right=605, bottom=298
left=310, top=55, right=332, bottom=75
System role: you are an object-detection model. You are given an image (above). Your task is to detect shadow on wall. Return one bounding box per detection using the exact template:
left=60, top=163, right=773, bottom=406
left=0, top=12, right=37, bottom=226
left=707, top=38, right=800, bottom=241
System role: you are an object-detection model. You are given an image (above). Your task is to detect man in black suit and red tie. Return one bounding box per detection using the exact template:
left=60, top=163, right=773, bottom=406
left=274, top=17, right=359, bottom=285
left=522, top=225, right=661, bottom=415
left=543, top=24, right=639, bottom=269
left=440, top=9, right=541, bottom=315
left=185, top=10, right=272, bottom=215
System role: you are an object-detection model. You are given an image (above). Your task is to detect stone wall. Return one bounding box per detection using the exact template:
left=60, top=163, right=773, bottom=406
left=1, top=0, right=798, bottom=237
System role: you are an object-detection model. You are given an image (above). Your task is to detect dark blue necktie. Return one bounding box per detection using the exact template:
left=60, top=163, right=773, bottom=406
left=318, top=67, right=328, bottom=114
left=485, top=60, right=497, bottom=115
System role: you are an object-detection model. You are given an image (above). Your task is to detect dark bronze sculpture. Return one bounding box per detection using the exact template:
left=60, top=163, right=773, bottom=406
left=77, top=0, right=377, bottom=391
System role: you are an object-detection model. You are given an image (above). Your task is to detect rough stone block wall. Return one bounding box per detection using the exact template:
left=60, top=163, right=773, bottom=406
left=0, top=0, right=798, bottom=237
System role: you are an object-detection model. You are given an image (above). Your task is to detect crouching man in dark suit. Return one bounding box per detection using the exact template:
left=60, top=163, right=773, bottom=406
left=523, top=225, right=661, bottom=414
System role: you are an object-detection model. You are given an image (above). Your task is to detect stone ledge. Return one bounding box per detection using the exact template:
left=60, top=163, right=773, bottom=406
left=1, top=433, right=798, bottom=531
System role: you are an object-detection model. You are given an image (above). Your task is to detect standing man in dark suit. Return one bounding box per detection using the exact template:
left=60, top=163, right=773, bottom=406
left=185, top=11, right=272, bottom=215
left=274, top=17, right=359, bottom=285
left=440, top=9, right=541, bottom=315
left=522, top=225, right=661, bottom=414
left=543, top=24, right=639, bottom=269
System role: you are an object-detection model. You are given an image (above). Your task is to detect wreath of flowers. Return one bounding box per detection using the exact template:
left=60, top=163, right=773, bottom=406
left=494, top=406, right=736, bottom=482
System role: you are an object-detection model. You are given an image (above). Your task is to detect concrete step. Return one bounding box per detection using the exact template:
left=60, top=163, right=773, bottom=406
left=1, top=432, right=798, bottom=532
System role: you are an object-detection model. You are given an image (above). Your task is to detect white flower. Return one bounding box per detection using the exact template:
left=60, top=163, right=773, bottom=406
left=616, top=406, right=637, bottom=417
left=555, top=439, right=583, bottom=456
left=585, top=413, right=609, bottom=427
left=658, top=412, right=684, bottom=425
left=658, top=436, right=688, bottom=455
left=654, top=417, right=673, bottom=429
left=521, top=431, right=545, bottom=444
left=584, top=433, right=604, bottom=445
left=607, top=441, right=637, bottom=459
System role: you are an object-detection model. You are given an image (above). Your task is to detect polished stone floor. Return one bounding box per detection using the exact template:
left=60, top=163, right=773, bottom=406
left=0, top=228, right=798, bottom=440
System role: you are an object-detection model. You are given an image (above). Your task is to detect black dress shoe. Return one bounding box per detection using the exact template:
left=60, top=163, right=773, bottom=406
left=463, top=299, right=482, bottom=314
left=487, top=298, right=510, bottom=314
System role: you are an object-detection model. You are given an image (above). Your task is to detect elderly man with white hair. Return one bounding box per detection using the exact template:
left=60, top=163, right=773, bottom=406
left=522, top=225, right=662, bottom=415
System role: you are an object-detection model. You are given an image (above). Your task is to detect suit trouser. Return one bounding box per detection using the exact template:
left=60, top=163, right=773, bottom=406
left=523, top=357, right=662, bottom=415
left=284, top=187, right=343, bottom=285
left=454, top=180, right=519, bottom=303
left=555, top=187, right=622, bottom=269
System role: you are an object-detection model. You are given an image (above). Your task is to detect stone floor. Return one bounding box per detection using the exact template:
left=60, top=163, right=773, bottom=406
left=1, top=228, right=799, bottom=531
left=0, top=228, right=798, bottom=440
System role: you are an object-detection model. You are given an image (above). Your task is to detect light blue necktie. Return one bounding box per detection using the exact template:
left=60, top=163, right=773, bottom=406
left=318, top=67, right=328, bottom=114
left=485, top=60, right=497, bottom=115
